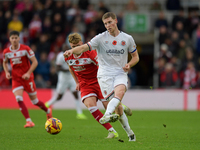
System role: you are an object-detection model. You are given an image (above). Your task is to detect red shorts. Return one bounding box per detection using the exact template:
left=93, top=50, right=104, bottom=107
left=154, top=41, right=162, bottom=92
left=80, top=82, right=104, bottom=102
left=12, top=78, right=37, bottom=95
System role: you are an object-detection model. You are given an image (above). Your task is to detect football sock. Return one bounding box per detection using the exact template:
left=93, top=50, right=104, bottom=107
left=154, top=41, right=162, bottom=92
left=118, top=111, right=133, bottom=136
left=88, top=106, right=113, bottom=130
left=17, top=101, right=30, bottom=119
left=75, top=99, right=83, bottom=114
left=26, top=118, right=32, bottom=122
left=32, top=98, right=48, bottom=112
left=104, top=97, right=121, bottom=115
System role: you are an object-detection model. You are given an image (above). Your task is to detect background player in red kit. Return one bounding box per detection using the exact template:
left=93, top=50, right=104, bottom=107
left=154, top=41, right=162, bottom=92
left=3, top=31, right=52, bottom=128
left=65, top=33, right=132, bottom=138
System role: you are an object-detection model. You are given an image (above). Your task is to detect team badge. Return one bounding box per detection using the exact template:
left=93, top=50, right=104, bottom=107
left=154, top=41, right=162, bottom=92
left=14, top=53, right=16, bottom=56
left=75, top=60, right=79, bottom=64
left=105, top=41, right=108, bottom=44
left=121, top=41, right=126, bottom=46
left=104, top=90, right=107, bottom=95
left=112, top=40, right=117, bottom=45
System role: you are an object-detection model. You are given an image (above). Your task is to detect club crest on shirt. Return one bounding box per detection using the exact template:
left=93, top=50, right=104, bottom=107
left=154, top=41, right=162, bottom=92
left=14, top=53, right=16, bottom=56
left=112, top=40, right=117, bottom=45
left=121, top=41, right=126, bottom=46
left=104, top=90, right=107, bottom=95
left=75, top=60, right=79, bottom=64
left=105, top=41, right=108, bottom=44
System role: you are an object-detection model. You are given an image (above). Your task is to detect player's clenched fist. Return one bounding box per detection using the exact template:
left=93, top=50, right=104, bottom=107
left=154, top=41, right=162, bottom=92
left=63, top=50, right=72, bottom=58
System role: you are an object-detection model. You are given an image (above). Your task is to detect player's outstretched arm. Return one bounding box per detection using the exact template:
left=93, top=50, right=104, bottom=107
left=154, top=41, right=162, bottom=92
left=3, top=60, right=12, bottom=79
left=63, top=44, right=89, bottom=58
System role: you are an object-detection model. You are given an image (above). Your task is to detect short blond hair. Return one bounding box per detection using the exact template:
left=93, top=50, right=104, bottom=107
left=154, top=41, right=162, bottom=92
left=68, top=33, right=82, bottom=44
left=102, top=12, right=117, bottom=21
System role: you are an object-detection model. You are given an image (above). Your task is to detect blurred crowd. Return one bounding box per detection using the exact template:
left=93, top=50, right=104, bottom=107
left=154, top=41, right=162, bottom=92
left=0, top=0, right=113, bottom=88
left=155, top=8, right=200, bottom=89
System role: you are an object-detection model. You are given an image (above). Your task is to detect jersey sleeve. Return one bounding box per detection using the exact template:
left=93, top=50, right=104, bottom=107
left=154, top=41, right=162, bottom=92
left=89, top=50, right=98, bottom=65
left=87, top=34, right=101, bottom=51
left=26, top=46, right=35, bottom=58
left=3, top=50, right=8, bottom=62
left=128, top=36, right=137, bottom=53
left=56, top=53, right=65, bottom=65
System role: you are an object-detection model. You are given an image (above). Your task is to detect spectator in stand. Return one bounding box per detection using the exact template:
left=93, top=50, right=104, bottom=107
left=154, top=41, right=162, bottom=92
left=36, top=33, right=51, bottom=55
left=8, top=15, right=23, bottom=32
left=84, top=4, right=98, bottom=25
left=35, top=52, right=50, bottom=81
left=73, top=15, right=86, bottom=34
left=42, top=16, right=52, bottom=34
left=51, top=13, right=65, bottom=41
left=34, top=74, right=47, bottom=88
left=98, top=1, right=109, bottom=14
left=171, top=8, right=186, bottom=31
left=47, top=65, right=58, bottom=88
left=192, top=23, right=200, bottom=55
left=158, top=25, right=169, bottom=45
left=21, top=3, right=34, bottom=28
left=160, top=63, right=178, bottom=87
left=0, top=10, right=4, bottom=35
left=180, top=47, right=199, bottom=72
left=125, top=0, right=139, bottom=11
left=183, top=61, right=197, bottom=89
left=170, top=31, right=180, bottom=55
left=149, top=1, right=162, bottom=11
left=177, top=39, right=187, bottom=60
left=155, top=11, right=169, bottom=28
left=159, top=43, right=172, bottom=62
left=28, top=13, right=42, bottom=42
left=166, top=0, right=180, bottom=11
left=3, top=11, right=12, bottom=33
left=40, top=0, right=54, bottom=21
left=174, top=21, right=185, bottom=40
left=78, top=0, right=90, bottom=11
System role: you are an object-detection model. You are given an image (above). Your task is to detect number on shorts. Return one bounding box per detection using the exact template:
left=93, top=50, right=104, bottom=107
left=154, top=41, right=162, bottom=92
left=29, top=82, right=34, bottom=91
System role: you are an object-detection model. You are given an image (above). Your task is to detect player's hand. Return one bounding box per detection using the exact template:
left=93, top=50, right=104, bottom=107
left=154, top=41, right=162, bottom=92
left=123, top=64, right=130, bottom=72
left=22, top=73, right=30, bottom=80
left=76, top=83, right=80, bottom=91
left=5, top=72, right=12, bottom=79
left=63, top=50, right=72, bottom=58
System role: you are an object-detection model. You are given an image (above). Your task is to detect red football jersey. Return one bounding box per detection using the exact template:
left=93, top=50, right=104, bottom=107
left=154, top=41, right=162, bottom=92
left=3, top=44, right=35, bottom=80
left=65, top=50, right=98, bottom=86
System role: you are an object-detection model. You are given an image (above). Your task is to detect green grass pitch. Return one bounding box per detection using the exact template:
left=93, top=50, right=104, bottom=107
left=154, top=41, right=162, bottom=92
left=0, top=109, right=200, bottom=150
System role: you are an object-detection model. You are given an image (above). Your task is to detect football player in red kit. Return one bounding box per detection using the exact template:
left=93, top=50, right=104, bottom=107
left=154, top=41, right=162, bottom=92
left=3, top=30, right=52, bottom=128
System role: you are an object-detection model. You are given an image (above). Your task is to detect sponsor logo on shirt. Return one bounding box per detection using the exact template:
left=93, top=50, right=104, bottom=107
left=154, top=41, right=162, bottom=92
left=106, top=49, right=124, bottom=54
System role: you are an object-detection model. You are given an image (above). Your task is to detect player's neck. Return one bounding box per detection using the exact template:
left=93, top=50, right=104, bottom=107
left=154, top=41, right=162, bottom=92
left=11, top=44, right=19, bottom=50
left=109, top=29, right=120, bottom=37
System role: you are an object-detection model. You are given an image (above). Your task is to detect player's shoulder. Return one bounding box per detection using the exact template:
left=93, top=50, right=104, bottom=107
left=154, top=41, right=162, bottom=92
left=19, top=44, right=29, bottom=49
left=120, top=31, right=133, bottom=38
left=3, top=47, right=10, bottom=54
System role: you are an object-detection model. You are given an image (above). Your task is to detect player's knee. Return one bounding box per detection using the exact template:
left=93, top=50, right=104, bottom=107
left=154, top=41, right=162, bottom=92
left=16, top=95, right=23, bottom=102
left=31, top=98, right=39, bottom=105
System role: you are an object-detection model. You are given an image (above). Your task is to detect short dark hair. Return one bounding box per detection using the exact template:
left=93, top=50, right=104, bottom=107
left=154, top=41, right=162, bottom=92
left=9, top=30, right=19, bottom=37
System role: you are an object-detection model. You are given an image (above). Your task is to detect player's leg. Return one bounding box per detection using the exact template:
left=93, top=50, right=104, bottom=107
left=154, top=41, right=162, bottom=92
left=115, top=104, right=136, bottom=141
left=13, top=88, right=34, bottom=128
left=69, top=77, right=87, bottom=119
left=45, top=93, right=63, bottom=108
left=25, top=79, right=52, bottom=119
left=45, top=77, right=66, bottom=107
left=71, top=90, right=87, bottom=119
left=84, top=97, right=118, bottom=138
left=98, top=76, right=120, bottom=124
left=29, top=94, right=52, bottom=119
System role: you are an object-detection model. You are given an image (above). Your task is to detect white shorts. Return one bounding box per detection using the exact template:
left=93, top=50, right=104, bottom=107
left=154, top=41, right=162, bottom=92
left=97, top=73, right=128, bottom=101
left=56, top=72, right=76, bottom=94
